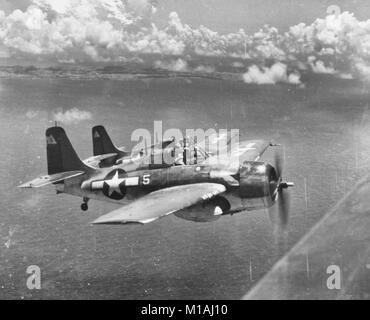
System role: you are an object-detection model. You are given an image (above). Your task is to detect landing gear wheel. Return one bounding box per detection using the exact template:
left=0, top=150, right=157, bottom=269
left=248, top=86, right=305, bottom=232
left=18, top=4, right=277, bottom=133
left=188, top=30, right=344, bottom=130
left=81, top=197, right=89, bottom=211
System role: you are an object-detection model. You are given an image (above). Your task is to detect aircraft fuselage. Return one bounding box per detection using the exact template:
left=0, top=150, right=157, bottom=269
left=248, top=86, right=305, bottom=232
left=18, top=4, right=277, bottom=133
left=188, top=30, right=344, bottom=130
left=57, top=162, right=274, bottom=215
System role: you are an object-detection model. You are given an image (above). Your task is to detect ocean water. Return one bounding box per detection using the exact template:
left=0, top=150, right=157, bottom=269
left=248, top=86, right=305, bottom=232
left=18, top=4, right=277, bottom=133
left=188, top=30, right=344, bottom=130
left=0, top=75, right=369, bottom=299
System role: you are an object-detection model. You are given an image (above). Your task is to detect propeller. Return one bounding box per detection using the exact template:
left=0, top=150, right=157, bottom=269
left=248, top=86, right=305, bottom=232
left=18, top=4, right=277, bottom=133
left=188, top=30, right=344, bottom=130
left=269, top=148, right=294, bottom=230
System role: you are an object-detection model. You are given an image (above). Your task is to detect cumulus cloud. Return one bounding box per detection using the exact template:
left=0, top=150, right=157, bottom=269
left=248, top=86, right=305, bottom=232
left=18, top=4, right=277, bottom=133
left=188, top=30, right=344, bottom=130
left=308, top=56, right=336, bottom=74
left=127, top=0, right=156, bottom=15
left=53, top=108, right=92, bottom=124
left=0, top=0, right=153, bottom=62
left=232, top=61, right=244, bottom=68
left=154, top=59, right=216, bottom=73
left=1, top=3, right=370, bottom=81
left=338, top=73, right=354, bottom=79
left=354, top=60, right=370, bottom=80
left=154, top=58, right=188, bottom=72
left=193, top=65, right=215, bottom=73
left=243, top=62, right=301, bottom=85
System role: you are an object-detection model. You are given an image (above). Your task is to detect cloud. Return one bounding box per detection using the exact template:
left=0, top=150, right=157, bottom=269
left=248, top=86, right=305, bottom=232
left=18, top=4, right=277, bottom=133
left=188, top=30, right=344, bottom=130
left=154, top=58, right=188, bottom=72
left=154, top=59, right=216, bottom=73
left=0, top=3, right=370, bottom=81
left=308, top=56, right=336, bottom=74
left=193, top=65, right=215, bottom=73
left=0, top=0, right=152, bottom=61
left=53, top=108, right=92, bottom=124
left=232, top=61, right=244, bottom=68
left=338, top=73, right=354, bottom=79
left=127, top=0, right=156, bottom=15
left=243, top=62, right=301, bottom=85
left=354, top=60, right=370, bottom=81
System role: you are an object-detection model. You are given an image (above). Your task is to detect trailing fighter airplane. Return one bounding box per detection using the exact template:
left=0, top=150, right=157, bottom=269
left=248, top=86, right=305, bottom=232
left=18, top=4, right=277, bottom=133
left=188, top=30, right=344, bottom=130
left=84, top=125, right=177, bottom=168
left=19, top=126, right=294, bottom=225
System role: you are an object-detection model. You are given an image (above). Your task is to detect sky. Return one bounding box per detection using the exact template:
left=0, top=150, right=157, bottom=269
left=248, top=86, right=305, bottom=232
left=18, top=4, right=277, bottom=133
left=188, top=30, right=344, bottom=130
left=2, top=0, right=370, bottom=32
left=154, top=0, right=370, bottom=32
left=1, top=0, right=370, bottom=84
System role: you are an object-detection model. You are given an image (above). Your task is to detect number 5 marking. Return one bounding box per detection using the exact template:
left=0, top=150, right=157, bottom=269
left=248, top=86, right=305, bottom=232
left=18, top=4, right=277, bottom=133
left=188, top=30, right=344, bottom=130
left=142, top=174, right=151, bottom=185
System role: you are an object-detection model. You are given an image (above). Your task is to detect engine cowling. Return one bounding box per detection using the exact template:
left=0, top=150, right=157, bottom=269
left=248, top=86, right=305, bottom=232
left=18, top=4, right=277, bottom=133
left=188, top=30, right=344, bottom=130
left=238, top=161, right=278, bottom=210
left=174, top=196, right=231, bottom=222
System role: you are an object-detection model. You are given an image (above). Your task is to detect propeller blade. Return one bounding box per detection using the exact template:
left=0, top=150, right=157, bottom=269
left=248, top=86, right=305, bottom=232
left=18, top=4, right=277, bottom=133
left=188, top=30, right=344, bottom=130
left=274, top=149, right=283, bottom=180
left=268, top=147, right=291, bottom=230
left=278, top=189, right=290, bottom=229
left=268, top=189, right=290, bottom=230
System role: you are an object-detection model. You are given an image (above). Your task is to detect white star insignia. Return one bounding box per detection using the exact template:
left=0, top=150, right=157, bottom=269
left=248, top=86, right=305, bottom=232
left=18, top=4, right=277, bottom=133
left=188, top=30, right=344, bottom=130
left=105, top=171, right=125, bottom=196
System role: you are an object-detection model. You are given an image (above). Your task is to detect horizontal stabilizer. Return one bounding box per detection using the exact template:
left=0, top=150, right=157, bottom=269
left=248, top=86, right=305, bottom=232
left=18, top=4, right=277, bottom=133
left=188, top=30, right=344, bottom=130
left=18, top=170, right=84, bottom=188
left=83, top=153, right=117, bottom=166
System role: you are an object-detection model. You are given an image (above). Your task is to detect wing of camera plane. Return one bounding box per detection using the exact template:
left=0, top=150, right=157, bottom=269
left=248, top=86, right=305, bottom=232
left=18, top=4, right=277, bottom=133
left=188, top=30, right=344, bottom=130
left=244, top=173, right=370, bottom=300
left=92, top=183, right=226, bottom=225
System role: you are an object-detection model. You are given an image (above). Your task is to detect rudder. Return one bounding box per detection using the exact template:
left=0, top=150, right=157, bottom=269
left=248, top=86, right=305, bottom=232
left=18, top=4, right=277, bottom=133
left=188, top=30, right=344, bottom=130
left=92, top=125, right=128, bottom=158
left=46, top=127, right=92, bottom=175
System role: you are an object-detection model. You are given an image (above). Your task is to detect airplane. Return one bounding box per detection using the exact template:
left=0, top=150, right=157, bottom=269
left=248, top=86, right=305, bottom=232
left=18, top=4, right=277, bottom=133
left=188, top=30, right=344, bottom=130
left=18, top=126, right=294, bottom=225
left=88, top=125, right=240, bottom=170
left=84, top=125, right=177, bottom=168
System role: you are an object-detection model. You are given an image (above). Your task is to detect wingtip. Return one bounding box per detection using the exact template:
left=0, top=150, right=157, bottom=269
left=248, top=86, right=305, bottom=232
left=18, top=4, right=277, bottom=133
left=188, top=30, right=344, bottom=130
left=18, top=182, right=32, bottom=188
left=91, top=216, right=157, bottom=225
left=91, top=219, right=145, bottom=225
left=91, top=217, right=116, bottom=225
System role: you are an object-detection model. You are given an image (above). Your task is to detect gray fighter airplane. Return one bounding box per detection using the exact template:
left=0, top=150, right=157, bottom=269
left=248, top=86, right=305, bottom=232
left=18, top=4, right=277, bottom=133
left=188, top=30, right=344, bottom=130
left=85, top=125, right=177, bottom=168
left=19, top=126, right=294, bottom=225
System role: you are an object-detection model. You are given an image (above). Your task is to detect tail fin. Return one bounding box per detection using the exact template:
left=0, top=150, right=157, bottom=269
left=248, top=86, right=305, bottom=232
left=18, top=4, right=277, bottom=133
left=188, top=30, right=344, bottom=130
left=92, top=125, right=129, bottom=158
left=46, top=126, right=93, bottom=175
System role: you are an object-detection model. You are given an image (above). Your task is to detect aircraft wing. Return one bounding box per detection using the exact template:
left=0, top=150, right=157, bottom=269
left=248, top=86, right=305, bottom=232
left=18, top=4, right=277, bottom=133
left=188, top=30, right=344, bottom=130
left=92, top=183, right=226, bottom=225
left=150, top=137, right=175, bottom=150
left=202, top=139, right=270, bottom=171
left=191, top=130, right=239, bottom=157
left=205, top=130, right=239, bottom=154
left=244, top=174, right=370, bottom=300
left=18, top=170, right=85, bottom=188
